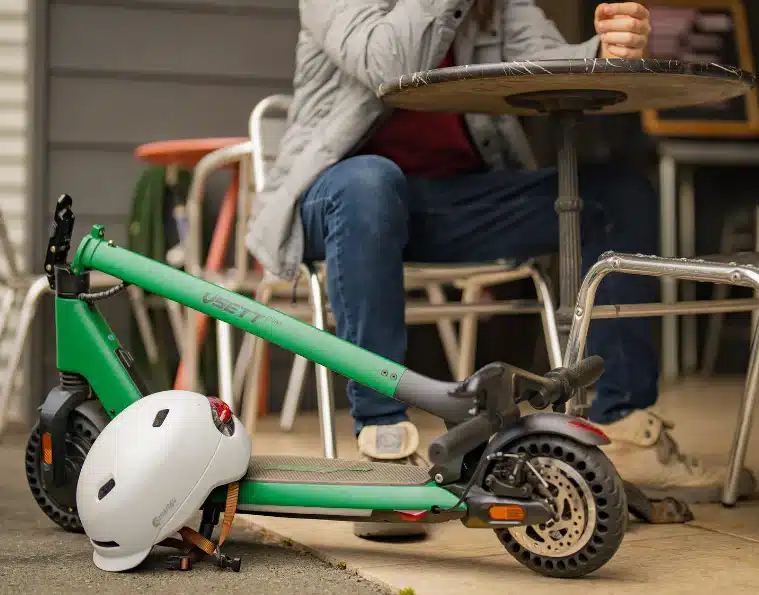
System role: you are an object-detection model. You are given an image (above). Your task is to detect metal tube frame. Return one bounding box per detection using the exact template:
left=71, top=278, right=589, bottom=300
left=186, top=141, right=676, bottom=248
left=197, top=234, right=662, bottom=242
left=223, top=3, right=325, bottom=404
left=563, top=251, right=759, bottom=506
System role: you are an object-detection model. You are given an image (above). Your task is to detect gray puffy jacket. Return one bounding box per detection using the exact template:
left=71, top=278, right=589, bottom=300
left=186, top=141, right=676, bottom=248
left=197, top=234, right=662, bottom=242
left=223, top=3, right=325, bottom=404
left=246, top=0, right=600, bottom=280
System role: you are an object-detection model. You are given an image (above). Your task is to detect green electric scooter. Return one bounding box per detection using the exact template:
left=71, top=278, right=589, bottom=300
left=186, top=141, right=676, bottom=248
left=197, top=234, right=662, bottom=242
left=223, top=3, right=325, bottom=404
left=26, top=194, right=628, bottom=579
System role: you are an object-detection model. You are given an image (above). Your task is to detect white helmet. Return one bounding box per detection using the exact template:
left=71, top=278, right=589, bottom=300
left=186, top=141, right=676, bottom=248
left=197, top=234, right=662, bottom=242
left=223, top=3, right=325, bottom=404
left=76, top=390, right=252, bottom=572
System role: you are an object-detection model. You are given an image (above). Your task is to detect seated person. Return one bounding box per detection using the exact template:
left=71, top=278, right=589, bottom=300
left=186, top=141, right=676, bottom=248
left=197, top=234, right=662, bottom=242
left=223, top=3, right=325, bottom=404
left=247, top=0, right=755, bottom=538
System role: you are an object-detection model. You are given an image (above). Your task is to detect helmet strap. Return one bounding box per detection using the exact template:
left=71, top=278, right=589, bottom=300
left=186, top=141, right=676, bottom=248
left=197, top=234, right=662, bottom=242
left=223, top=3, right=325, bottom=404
left=162, top=481, right=242, bottom=572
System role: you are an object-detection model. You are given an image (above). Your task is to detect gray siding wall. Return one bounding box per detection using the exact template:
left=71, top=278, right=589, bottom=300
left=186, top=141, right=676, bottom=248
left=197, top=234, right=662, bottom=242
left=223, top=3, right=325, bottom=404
left=26, top=0, right=585, bottom=415
left=29, top=0, right=299, bottom=411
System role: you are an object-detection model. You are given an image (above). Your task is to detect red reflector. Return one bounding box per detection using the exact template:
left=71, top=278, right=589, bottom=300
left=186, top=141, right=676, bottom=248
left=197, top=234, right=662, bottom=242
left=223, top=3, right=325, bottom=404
left=208, top=397, right=232, bottom=424
left=568, top=419, right=609, bottom=441
left=396, top=510, right=428, bottom=522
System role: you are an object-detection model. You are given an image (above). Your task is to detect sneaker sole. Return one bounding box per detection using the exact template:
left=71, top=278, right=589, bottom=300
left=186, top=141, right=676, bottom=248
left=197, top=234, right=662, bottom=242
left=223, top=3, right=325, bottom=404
left=353, top=522, right=428, bottom=540
left=638, top=469, right=757, bottom=505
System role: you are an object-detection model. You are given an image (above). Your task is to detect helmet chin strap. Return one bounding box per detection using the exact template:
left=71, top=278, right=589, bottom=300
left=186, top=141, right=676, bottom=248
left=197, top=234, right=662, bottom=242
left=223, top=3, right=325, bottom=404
left=161, top=481, right=242, bottom=572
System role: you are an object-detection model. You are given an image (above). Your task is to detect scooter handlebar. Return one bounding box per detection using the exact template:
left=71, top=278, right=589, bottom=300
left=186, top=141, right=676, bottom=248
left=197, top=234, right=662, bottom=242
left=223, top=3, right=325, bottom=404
left=564, top=355, right=606, bottom=391
left=528, top=356, right=605, bottom=410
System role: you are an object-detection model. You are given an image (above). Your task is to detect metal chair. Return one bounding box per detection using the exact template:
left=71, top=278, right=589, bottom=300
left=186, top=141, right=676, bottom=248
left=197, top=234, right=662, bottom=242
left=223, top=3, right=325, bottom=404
left=0, top=207, right=159, bottom=437
left=230, top=94, right=562, bottom=458
left=702, top=205, right=759, bottom=375
left=563, top=251, right=759, bottom=507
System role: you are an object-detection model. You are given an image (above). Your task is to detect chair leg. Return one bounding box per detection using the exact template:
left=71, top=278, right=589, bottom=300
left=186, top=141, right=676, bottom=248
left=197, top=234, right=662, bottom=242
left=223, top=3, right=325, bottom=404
left=701, top=283, right=731, bottom=376
left=723, top=323, right=759, bottom=506
left=239, top=283, right=273, bottom=432
left=241, top=332, right=267, bottom=435
left=216, top=319, right=235, bottom=410
left=306, top=264, right=337, bottom=459
left=424, top=283, right=460, bottom=378
left=752, top=203, right=759, bottom=333
left=702, top=212, right=746, bottom=376
left=0, top=277, right=49, bottom=438
left=126, top=287, right=160, bottom=365
left=0, top=287, right=16, bottom=344
left=274, top=272, right=312, bottom=432
left=530, top=269, right=562, bottom=370
left=233, top=333, right=255, bottom=405
left=457, top=284, right=483, bottom=381
left=165, top=299, right=186, bottom=354
left=279, top=354, right=310, bottom=431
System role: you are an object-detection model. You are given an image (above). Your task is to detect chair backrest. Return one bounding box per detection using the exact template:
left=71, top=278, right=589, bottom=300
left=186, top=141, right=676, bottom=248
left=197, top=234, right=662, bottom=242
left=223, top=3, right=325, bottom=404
left=249, top=95, right=292, bottom=194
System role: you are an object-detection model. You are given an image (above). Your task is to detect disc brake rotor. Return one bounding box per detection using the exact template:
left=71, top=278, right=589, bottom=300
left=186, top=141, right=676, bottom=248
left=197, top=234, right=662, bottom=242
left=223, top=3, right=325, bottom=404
left=508, top=456, right=597, bottom=558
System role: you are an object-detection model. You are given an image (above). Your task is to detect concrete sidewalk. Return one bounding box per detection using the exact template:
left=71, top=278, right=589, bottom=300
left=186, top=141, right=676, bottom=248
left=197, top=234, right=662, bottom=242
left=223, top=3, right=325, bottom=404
left=0, top=428, right=390, bottom=595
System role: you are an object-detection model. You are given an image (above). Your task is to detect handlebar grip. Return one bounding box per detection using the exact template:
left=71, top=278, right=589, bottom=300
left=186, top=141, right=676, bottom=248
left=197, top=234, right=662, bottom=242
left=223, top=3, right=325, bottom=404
left=565, top=355, right=605, bottom=390
left=529, top=355, right=606, bottom=410
left=428, top=413, right=498, bottom=465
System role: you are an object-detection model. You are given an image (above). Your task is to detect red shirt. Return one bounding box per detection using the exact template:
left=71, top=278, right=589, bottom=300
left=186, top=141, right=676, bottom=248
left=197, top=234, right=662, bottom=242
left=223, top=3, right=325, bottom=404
left=361, top=50, right=483, bottom=178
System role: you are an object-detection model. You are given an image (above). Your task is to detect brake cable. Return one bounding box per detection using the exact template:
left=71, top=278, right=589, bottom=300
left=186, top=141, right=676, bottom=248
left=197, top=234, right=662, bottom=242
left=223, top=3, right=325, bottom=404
left=77, top=283, right=130, bottom=304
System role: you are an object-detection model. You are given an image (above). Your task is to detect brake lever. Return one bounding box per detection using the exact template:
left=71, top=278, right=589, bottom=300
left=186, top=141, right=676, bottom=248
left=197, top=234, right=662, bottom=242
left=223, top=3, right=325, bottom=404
left=44, top=194, right=76, bottom=290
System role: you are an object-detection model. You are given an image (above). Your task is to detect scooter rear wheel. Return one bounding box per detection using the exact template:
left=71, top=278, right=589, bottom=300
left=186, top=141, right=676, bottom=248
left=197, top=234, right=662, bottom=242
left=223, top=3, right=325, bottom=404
left=494, top=434, right=627, bottom=578
left=24, top=413, right=101, bottom=533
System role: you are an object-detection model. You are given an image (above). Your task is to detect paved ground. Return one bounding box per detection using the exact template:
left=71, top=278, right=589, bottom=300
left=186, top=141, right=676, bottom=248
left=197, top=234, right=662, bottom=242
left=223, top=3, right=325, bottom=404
left=0, top=427, right=390, bottom=595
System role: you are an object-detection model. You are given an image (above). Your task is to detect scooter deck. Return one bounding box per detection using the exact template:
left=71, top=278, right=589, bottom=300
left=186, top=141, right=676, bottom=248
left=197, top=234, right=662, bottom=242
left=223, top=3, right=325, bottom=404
left=246, top=455, right=432, bottom=486
left=233, top=455, right=466, bottom=523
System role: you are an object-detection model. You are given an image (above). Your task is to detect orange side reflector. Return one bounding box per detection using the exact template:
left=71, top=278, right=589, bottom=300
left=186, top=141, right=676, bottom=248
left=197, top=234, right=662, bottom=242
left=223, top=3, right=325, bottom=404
left=489, top=505, right=525, bottom=522
left=41, top=432, right=53, bottom=465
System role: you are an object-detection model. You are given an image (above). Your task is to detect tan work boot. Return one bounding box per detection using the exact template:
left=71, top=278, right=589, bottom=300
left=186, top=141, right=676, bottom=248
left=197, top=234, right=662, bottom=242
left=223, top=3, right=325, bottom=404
left=599, top=409, right=756, bottom=503
left=354, top=421, right=429, bottom=539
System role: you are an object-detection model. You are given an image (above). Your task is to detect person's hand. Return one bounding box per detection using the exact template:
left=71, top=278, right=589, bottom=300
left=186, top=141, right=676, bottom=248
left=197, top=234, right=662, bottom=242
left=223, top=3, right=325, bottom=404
left=595, top=2, right=651, bottom=59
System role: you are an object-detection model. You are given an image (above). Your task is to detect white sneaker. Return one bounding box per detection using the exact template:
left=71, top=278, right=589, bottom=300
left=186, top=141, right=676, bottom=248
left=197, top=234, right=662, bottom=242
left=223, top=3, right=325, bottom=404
left=599, top=410, right=756, bottom=503
left=353, top=421, right=429, bottom=539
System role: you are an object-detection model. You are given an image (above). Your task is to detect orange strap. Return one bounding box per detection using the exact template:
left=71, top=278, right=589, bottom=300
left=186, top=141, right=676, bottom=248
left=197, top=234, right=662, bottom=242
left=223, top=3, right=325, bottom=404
left=160, top=481, right=240, bottom=566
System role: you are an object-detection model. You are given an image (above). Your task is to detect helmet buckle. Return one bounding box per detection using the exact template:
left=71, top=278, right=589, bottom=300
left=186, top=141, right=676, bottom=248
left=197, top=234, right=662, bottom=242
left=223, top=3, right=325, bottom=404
left=167, top=555, right=193, bottom=571
left=215, top=551, right=242, bottom=572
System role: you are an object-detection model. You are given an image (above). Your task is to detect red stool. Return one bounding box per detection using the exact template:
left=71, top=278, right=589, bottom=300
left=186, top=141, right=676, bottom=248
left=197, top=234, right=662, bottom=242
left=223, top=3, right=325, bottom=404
left=135, top=138, right=268, bottom=415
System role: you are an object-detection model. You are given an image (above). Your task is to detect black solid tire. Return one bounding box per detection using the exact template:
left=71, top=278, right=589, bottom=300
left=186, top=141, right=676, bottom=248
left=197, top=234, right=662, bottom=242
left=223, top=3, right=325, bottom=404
left=25, top=412, right=102, bottom=533
left=495, top=434, right=627, bottom=579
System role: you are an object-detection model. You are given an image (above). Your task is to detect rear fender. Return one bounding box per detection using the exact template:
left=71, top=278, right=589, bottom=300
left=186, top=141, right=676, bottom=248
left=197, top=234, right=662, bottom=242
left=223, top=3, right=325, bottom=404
left=488, top=412, right=610, bottom=455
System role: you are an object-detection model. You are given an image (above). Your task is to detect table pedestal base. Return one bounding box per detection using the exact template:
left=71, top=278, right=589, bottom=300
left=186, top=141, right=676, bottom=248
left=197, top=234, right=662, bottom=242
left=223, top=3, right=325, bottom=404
left=507, top=90, right=628, bottom=416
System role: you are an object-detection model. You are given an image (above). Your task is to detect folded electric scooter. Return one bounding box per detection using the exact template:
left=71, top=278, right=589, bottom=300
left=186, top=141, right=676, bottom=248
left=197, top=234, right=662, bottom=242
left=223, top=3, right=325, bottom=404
left=27, top=194, right=628, bottom=578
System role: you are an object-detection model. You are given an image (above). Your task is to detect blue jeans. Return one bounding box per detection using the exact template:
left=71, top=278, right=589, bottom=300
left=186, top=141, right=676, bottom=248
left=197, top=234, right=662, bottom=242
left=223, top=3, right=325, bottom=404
left=300, top=155, right=660, bottom=432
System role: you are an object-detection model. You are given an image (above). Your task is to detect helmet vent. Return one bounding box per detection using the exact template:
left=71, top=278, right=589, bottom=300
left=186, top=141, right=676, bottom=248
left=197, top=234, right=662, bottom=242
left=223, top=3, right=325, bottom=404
left=92, top=540, right=120, bottom=548
left=97, top=478, right=116, bottom=500
left=152, top=409, right=170, bottom=427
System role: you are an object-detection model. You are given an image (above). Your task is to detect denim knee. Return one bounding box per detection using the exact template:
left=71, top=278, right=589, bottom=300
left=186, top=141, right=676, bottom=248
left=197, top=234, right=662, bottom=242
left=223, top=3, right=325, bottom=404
left=321, top=155, right=409, bottom=238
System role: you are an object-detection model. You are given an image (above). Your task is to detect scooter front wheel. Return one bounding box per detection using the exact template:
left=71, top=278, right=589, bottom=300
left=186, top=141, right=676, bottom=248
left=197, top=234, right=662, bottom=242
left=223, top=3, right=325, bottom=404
left=494, top=434, right=627, bottom=578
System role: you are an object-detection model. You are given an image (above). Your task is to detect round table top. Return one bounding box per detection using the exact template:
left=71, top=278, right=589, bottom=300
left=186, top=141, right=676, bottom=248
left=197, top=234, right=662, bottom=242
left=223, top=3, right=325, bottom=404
left=378, top=59, right=756, bottom=115
left=135, top=137, right=249, bottom=168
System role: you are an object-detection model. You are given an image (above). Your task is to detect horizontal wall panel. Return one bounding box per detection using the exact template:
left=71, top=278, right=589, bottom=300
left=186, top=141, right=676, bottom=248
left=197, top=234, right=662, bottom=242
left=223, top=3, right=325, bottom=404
left=0, top=200, right=23, bottom=220
left=49, top=76, right=290, bottom=145
left=0, top=162, right=24, bottom=187
left=0, top=16, right=25, bottom=42
left=0, top=42, right=25, bottom=73
left=49, top=148, right=237, bottom=217
left=0, top=211, right=24, bottom=241
left=0, top=78, right=26, bottom=103
left=48, top=149, right=144, bottom=216
left=0, top=0, right=25, bottom=16
left=50, top=4, right=298, bottom=80
left=0, top=135, right=24, bottom=158
left=51, top=0, right=298, bottom=13
left=0, top=105, right=25, bottom=131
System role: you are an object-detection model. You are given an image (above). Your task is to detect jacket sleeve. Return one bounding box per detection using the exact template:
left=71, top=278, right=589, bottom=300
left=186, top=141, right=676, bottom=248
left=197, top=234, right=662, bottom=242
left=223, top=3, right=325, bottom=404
left=503, top=1, right=601, bottom=61
left=300, top=0, right=470, bottom=91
